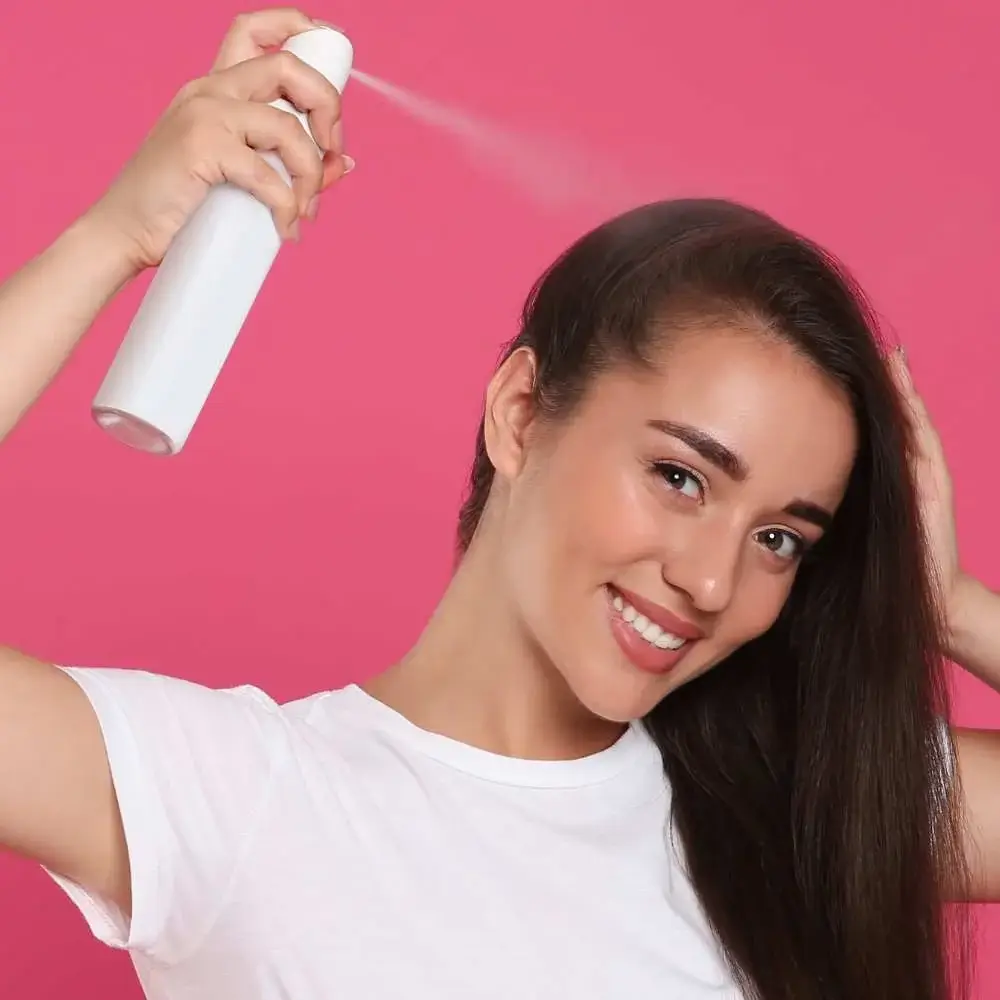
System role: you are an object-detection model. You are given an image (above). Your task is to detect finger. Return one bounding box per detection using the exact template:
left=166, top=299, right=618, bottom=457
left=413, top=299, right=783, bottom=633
left=203, top=50, right=342, bottom=152
left=318, top=120, right=354, bottom=188
left=889, top=358, right=942, bottom=468
left=888, top=349, right=924, bottom=417
left=328, top=117, right=344, bottom=158
left=320, top=151, right=354, bottom=189
left=211, top=8, right=317, bottom=71
left=226, top=100, right=325, bottom=217
left=887, top=347, right=912, bottom=389
left=217, top=141, right=300, bottom=239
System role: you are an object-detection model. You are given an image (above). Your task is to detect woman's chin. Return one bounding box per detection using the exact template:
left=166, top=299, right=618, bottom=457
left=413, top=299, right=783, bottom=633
left=566, top=664, right=671, bottom=726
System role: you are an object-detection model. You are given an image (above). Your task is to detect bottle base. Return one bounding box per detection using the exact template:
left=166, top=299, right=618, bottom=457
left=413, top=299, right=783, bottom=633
left=92, top=406, right=177, bottom=456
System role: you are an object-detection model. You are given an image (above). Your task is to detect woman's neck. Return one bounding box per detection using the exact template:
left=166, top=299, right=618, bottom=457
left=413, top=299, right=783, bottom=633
left=362, top=536, right=625, bottom=762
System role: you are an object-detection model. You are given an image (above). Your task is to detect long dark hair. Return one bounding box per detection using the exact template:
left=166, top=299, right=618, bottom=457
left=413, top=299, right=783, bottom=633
left=456, top=199, right=971, bottom=1000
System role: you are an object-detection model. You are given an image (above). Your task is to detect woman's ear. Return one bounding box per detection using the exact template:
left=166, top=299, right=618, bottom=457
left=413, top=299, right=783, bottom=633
left=483, top=347, right=539, bottom=482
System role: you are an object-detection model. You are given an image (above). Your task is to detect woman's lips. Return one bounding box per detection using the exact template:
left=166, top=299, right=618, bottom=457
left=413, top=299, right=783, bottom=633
left=606, top=586, right=699, bottom=675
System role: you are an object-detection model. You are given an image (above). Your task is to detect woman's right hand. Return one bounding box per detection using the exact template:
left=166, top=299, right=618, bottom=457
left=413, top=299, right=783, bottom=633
left=86, top=8, right=351, bottom=277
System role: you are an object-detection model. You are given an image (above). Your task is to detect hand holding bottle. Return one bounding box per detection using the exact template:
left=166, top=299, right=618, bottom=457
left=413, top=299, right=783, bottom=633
left=0, top=8, right=353, bottom=445
left=87, top=8, right=352, bottom=276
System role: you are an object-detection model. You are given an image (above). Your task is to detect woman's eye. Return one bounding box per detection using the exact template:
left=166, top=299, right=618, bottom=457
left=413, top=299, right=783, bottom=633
left=656, top=463, right=703, bottom=501
left=754, top=528, right=803, bottom=561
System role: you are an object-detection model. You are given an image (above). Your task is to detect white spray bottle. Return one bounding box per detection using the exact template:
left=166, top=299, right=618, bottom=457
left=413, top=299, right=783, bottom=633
left=91, top=26, right=354, bottom=455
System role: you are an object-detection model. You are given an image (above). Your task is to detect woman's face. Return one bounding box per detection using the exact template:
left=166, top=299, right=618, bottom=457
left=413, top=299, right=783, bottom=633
left=488, top=327, right=858, bottom=723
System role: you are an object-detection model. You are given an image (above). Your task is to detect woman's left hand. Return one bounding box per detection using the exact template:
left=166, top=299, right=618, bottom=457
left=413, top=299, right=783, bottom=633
left=888, top=350, right=964, bottom=632
left=896, top=349, right=1000, bottom=688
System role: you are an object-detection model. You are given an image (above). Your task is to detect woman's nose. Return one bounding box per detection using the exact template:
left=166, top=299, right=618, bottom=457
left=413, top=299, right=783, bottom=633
left=662, top=524, right=743, bottom=615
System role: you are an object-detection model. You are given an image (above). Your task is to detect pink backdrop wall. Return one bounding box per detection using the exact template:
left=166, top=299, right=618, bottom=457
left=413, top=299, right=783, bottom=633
left=1, top=0, right=997, bottom=995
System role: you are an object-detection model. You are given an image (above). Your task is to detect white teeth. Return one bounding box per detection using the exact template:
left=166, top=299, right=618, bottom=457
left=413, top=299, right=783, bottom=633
left=641, top=622, right=662, bottom=642
left=654, top=632, right=685, bottom=650
left=610, top=591, right=689, bottom=651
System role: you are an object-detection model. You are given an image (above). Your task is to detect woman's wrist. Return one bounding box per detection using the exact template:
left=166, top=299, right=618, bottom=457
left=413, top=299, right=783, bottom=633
left=945, top=573, right=1000, bottom=688
left=63, top=204, right=146, bottom=295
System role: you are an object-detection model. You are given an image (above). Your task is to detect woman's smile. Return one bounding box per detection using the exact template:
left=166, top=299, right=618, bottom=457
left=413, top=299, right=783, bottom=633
left=605, top=584, right=702, bottom=675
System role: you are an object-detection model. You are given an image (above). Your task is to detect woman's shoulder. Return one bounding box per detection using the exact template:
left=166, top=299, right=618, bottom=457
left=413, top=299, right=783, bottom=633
left=54, top=665, right=366, bottom=766
left=60, top=663, right=351, bottom=713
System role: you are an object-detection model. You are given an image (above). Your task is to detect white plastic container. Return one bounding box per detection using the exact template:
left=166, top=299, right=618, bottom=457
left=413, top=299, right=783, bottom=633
left=92, top=26, right=354, bottom=455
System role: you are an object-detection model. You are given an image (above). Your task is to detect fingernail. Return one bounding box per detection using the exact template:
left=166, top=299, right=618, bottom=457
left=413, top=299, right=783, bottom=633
left=305, top=196, right=319, bottom=220
left=342, top=154, right=356, bottom=175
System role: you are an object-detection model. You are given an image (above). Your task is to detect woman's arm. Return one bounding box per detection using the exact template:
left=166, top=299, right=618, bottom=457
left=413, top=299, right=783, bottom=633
left=952, top=727, right=1000, bottom=901
left=943, top=577, right=1000, bottom=901
left=947, top=575, right=1000, bottom=689
left=887, top=352, right=1000, bottom=901
left=0, top=214, right=137, bottom=442
left=0, top=7, right=345, bottom=914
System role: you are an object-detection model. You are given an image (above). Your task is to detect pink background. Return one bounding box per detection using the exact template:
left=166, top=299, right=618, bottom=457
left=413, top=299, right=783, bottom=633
left=1, top=0, right=997, bottom=995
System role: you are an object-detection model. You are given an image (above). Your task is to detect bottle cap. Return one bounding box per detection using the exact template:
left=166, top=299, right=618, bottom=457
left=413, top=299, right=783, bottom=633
left=283, top=26, right=354, bottom=93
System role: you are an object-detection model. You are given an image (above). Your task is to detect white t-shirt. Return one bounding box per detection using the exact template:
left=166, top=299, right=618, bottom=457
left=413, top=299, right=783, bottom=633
left=47, top=666, right=741, bottom=999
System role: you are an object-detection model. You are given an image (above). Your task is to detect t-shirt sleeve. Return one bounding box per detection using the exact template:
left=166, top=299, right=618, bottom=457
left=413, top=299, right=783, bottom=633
left=45, top=666, right=293, bottom=965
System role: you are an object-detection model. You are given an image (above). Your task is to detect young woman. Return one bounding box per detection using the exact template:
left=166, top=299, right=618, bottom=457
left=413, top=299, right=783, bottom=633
left=1, top=9, right=998, bottom=1000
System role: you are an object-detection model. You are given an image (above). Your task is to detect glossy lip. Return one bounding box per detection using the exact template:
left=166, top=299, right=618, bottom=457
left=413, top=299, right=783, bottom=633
left=605, top=589, right=696, bottom=676
left=609, top=584, right=705, bottom=640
